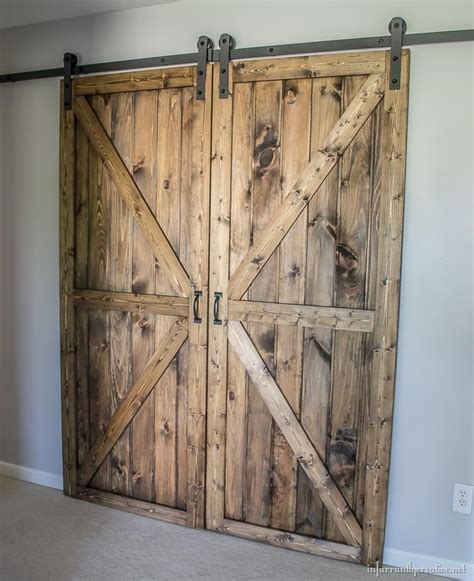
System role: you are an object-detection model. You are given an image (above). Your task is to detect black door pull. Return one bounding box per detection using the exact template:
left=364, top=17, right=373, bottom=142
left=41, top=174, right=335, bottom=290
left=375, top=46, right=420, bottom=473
left=193, top=290, right=202, bottom=324
left=213, top=292, right=223, bottom=325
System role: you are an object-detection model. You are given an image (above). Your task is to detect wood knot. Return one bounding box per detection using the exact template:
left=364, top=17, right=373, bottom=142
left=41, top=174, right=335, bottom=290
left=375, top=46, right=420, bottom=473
left=285, top=86, right=298, bottom=104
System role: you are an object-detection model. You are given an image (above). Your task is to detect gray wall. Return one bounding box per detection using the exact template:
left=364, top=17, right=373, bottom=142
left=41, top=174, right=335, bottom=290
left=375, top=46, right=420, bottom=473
left=0, top=0, right=472, bottom=566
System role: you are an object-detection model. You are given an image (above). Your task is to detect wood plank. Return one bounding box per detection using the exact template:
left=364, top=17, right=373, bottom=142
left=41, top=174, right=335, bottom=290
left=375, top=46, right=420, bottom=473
left=245, top=80, right=282, bottom=527
left=76, top=488, right=187, bottom=526
left=228, top=321, right=362, bottom=548
left=206, top=63, right=232, bottom=531
left=228, top=73, right=384, bottom=300
left=297, top=76, right=341, bottom=537
left=87, top=94, right=112, bottom=492
left=223, top=519, right=360, bottom=563
left=362, top=49, right=410, bottom=566
left=325, top=75, right=373, bottom=542
left=154, top=88, right=183, bottom=508
left=75, top=120, right=90, bottom=469
left=59, top=83, right=77, bottom=496
left=74, top=289, right=188, bottom=317
left=74, top=66, right=194, bottom=95
left=233, top=51, right=385, bottom=82
left=74, top=95, right=190, bottom=297
left=180, top=72, right=213, bottom=527
left=131, top=89, right=158, bottom=502
left=78, top=318, right=188, bottom=487
left=229, top=300, right=374, bottom=332
left=225, top=81, right=254, bottom=521
left=271, top=78, right=310, bottom=532
left=109, top=92, right=133, bottom=497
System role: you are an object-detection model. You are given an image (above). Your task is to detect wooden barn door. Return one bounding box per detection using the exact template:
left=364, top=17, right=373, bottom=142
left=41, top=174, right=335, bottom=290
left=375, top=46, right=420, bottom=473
left=206, top=50, right=409, bottom=564
left=60, top=65, right=212, bottom=527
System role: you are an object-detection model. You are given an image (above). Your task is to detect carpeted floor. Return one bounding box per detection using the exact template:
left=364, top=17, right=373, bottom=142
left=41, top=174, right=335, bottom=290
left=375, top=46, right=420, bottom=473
left=0, top=476, right=436, bottom=581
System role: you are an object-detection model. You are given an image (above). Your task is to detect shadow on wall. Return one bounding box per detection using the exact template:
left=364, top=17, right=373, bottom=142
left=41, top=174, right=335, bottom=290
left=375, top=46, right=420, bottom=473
left=0, top=81, right=63, bottom=477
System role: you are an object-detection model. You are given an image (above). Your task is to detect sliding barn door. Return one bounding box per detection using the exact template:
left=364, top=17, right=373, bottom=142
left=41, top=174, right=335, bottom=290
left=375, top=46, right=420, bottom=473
left=60, top=66, right=212, bottom=527
left=207, top=50, right=409, bottom=564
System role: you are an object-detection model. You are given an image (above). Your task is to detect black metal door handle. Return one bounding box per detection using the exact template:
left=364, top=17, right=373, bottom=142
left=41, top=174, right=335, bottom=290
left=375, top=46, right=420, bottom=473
left=213, top=292, right=223, bottom=325
left=193, top=290, right=202, bottom=324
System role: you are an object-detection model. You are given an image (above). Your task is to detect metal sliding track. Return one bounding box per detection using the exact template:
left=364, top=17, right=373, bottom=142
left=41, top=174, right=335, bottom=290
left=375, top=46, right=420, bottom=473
left=0, top=17, right=472, bottom=91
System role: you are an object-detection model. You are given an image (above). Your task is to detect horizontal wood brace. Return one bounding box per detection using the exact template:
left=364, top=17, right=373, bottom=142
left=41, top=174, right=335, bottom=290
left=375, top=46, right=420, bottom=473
left=74, top=66, right=195, bottom=95
left=222, top=519, right=361, bottom=562
left=76, top=487, right=187, bottom=525
left=73, top=289, right=189, bottom=317
left=228, top=300, right=375, bottom=332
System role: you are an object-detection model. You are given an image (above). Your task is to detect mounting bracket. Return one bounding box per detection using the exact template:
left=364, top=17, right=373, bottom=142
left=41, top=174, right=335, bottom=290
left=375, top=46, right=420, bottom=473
left=196, top=36, right=212, bottom=100
left=218, top=33, right=233, bottom=98
left=389, top=17, right=407, bottom=90
left=63, top=52, right=78, bottom=110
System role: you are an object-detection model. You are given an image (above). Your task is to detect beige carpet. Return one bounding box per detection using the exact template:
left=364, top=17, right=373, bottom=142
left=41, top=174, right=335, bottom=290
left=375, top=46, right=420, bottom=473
left=0, top=476, right=435, bottom=581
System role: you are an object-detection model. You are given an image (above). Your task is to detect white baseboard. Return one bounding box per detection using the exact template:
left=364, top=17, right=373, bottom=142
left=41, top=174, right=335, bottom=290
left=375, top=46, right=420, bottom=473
left=383, top=547, right=473, bottom=580
left=0, top=460, right=63, bottom=490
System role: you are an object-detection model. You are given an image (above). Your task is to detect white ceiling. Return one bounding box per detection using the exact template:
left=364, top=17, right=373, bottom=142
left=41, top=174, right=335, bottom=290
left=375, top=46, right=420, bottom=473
left=0, top=0, right=178, bottom=29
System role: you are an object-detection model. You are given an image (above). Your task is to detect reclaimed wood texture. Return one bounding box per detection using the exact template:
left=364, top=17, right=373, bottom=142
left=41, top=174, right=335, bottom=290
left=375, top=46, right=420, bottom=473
left=362, top=50, right=410, bottom=566
left=68, top=67, right=212, bottom=521
left=228, top=73, right=384, bottom=300
left=222, top=519, right=360, bottom=563
left=233, top=51, right=385, bottom=82
left=228, top=321, right=362, bottom=547
left=228, top=301, right=374, bottom=332
left=74, top=67, right=194, bottom=95
left=59, top=84, right=77, bottom=496
left=207, top=51, right=408, bottom=562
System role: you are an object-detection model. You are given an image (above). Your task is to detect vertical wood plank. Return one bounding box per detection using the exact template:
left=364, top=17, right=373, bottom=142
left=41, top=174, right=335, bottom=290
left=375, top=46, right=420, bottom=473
left=362, top=50, right=409, bottom=565
left=60, top=84, right=77, bottom=496
left=154, top=88, right=182, bottom=507
left=245, top=80, right=282, bottom=527
left=325, top=75, right=373, bottom=542
left=271, top=78, right=311, bottom=532
left=88, top=94, right=112, bottom=491
left=354, top=98, right=384, bottom=524
left=75, top=124, right=90, bottom=468
left=181, top=71, right=212, bottom=526
left=109, top=93, right=133, bottom=497
left=130, top=90, right=158, bottom=502
left=225, top=82, right=254, bottom=521
left=296, top=76, right=342, bottom=537
left=206, top=64, right=233, bottom=531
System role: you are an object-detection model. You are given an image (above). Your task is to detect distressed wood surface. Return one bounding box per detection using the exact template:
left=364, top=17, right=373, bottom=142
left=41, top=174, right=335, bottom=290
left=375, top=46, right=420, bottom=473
left=74, top=67, right=194, bottom=95
left=206, top=64, right=232, bottom=531
left=180, top=72, right=213, bottom=527
left=245, top=80, right=282, bottom=527
left=297, top=76, right=341, bottom=537
left=271, top=78, right=310, bottom=532
left=76, top=487, right=186, bottom=525
left=233, top=51, right=385, bottom=83
left=75, top=122, right=90, bottom=470
left=109, top=92, right=133, bottom=497
left=74, top=289, right=188, bottom=317
left=131, top=89, right=158, bottom=502
left=362, top=50, right=409, bottom=566
left=87, top=95, right=112, bottom=492
left=325, top=75, right=373, bottom=543
left=228, top=73, right=384, bottom=300
left=59, top=84, right=77, bottom=496
left=229, top=301, right=374, bottom=332
left=78, top=318, right=188, bottom=487
left=228, top=321, right=362, bottom=547
left=224, top=81, right=254, bottom=522
left=74, top=95, right=190, bottom=297
left=153, top=88, right=183, bottom=508
left=223, top=519, right=360, bottom=562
